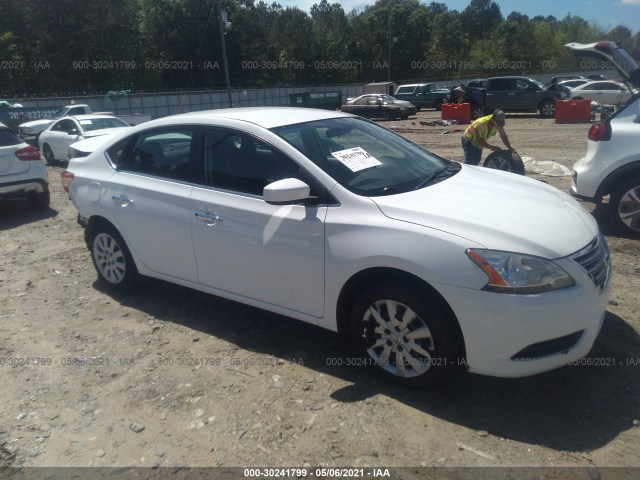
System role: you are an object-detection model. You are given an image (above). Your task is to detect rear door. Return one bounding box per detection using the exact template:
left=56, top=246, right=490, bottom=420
left=105, top=127, right=198, bottom=282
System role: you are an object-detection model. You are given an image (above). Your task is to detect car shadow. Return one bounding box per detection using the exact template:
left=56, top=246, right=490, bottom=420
left=0, top=199, right=58, bottom=230
left=101, top=279, right=639, bottom=454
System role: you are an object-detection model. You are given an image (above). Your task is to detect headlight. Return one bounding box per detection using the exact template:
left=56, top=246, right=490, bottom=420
left=466, top=249, right=575, bottom=294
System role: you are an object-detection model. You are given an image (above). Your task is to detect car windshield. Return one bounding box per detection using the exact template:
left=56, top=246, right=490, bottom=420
left=78, top=117, right=130, bottom=132
left=272, top=117, right=459, bottom=196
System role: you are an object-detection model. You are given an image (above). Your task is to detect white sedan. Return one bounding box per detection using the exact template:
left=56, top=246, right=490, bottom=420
left=62, top=107, right=611, bottom=386
left=569, top=80, right=634, bottom=105
left=39, top=115, right=131, bottom=163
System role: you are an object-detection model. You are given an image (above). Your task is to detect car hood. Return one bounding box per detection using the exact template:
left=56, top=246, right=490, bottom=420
left=82, top=127, right=131, bottom=138
left=19, top=119, right=54, bottom=129
left=370, top=166, right=597, bottom=259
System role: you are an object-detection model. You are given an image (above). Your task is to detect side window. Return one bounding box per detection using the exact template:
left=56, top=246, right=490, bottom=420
left=68, top=107, right=85, bottom=116
left=515, top=80, right=530, bottom=90
left=109, top=128, right=194, bottom=181
left=52, top=119, right=76, bottom=133
left=203, top=129, right=302, bottom=196
left=491, top=79, right=510, bottom=90
left=355, top=98, right=369, bottom=105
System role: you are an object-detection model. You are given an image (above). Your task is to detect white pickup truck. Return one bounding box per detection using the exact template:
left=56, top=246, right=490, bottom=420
left=18, top=104, right=151, bottom=139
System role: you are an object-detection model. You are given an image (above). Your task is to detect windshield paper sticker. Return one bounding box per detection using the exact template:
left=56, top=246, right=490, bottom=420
left=79, top=120, right=93, bottom=125
left=331, top=147, right=382, bottom=172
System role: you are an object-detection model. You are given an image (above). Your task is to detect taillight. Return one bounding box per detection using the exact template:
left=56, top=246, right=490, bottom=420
left=15, top=145, right=41, bottom=161
left=594, top=42, right=614, bottom=55
left=588, top=122, right=610, bottom=142
left=61, top=171, right=74, bottom=193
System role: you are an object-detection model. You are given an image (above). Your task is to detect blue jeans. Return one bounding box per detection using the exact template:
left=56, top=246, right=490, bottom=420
left=461, top=137, right=482, bottom=166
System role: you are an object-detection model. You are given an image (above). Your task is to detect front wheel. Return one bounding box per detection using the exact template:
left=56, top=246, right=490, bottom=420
left=433, top=100, right=443, bottom=111
left=87, top=223, right=140, bottom=291
left=539, top=99, right=555, bottom=118
left=610, top=176, right=640, bottom=238
left=349, top=282, right=463, bottom=387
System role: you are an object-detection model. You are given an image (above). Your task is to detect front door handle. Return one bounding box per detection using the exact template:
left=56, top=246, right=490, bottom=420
left=194, top=211, right=223, bottom=225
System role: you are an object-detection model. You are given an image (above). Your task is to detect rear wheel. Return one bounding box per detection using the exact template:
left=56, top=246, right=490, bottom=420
left=42, top=144, right=55, bottom=164
left=610, top=176, right=640, bottom=238
left=349, top=282, right=462, bottom=387
left=27, top=191, right=50, bottom=209
left=433, top=100, right=443, bottom=111
left=87, top=223, right=140, bottom=291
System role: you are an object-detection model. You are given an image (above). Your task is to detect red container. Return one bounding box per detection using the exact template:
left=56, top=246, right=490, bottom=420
left=441, top=103, right=471, bottom=124
left=555, top=100, right=592, bottom=123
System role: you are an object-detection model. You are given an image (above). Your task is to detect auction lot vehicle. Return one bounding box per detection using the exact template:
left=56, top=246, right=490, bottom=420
left=39, top=115, right=132, bottom=163
left=393, top=83, right=449, bottom=111
left=18, top=104, right=150, bottom=141
left=451, top=76, right=570, bottom=119
left=0, top=121, right=49, bottom=209
left=567, top=41, right=640, bottom=237
left=569, top=80, right=634, bottom=105
left=340, top=94, right=416, bottom=120
left=63, top=107, right=611, bottom=387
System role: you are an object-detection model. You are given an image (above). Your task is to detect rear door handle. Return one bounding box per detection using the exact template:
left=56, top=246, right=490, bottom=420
left=112, top=194, right=133, bottom=206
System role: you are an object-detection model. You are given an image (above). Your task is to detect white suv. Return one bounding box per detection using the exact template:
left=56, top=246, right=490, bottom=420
left=0, top=122, right=49, bottom=209
left=566, top=41, right=640, bottom=237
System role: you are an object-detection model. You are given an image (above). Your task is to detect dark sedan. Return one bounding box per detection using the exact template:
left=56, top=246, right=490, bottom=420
left=340, top=94, right=417, bottom=120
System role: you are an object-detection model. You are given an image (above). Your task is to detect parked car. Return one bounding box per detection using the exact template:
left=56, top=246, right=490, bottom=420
left=557, top=79, right=590, bottom=89
left=393, top=83, right=449, bottom=111
left=39, top=115, right=132, bottom=163
left=340, top=94, right=416, bottom=120
left=567, top=41, right=640, bottom=237
left=0, top=121, right=49, bottom=209
left=569, top=80, right=634, bottom=105
left=62, top=107, right=611, bottom=387
left=550, top=75, right=586, bottom=84
left=450, top=76, right=570, bottom=119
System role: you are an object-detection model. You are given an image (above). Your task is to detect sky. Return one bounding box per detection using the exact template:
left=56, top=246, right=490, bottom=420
left=278, top=0, right=640, bottom=33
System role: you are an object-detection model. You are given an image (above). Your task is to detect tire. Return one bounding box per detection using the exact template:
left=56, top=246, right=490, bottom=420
left=386, top=110, right=398, bottom=121
left=349, top=282, right=462, bottom=387
left=27, top=191, right=50, bottom=209
left=87, top=223, right=140, bottom=291
left=610, top=176, right=640, bottom=238
left=42, top=143, right=55, bottom=164
left=482, top=150, right=525, bottom=175
left=471, top=103, right=484, bottom=120
left=433, top=100, right=443, bottom=111
left=539, top=99, right=555, bottom=118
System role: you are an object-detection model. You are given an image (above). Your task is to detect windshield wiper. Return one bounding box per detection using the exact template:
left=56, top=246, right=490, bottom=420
left=414, top=163, right=460, bottom=189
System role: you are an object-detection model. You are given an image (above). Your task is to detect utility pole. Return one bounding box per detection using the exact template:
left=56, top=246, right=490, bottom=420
left=218, top=2, right=233, bottom=107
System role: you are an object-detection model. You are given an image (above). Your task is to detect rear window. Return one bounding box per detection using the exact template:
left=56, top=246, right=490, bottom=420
left=0, top=128, right=23, bottom=147
left=395, top=86, right=415, bottom=95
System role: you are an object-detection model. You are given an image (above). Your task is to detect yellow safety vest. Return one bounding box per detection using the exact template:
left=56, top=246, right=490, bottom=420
left=464, top=114, right=497, bottom=149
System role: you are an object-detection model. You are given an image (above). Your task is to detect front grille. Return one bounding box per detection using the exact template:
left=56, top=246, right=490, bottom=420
left=570, top=234, right=611, bottom=291
left=511, top=330, right=584, bottom=360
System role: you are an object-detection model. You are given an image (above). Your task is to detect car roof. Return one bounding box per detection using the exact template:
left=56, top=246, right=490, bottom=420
left=67, top=114, right=120, bottom=120
left=167, top=107, right=350, bottom=129
left=577, top=80, right=624, bottom=88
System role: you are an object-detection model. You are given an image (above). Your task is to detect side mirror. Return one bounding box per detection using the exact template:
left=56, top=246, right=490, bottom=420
left=263, top=178, right=310, bottom=205
left=68, top=128, right=79, bottom=135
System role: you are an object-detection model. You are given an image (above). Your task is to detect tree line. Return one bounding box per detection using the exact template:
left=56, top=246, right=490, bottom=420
left=0, top=0, right=638, bottom=97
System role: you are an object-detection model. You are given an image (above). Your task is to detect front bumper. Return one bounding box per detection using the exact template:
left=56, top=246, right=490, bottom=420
left=435, top=250, right=611, bottom=378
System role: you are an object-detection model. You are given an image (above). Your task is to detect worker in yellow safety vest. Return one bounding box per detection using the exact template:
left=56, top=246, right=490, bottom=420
left=461, top=109, right=517, bottom=165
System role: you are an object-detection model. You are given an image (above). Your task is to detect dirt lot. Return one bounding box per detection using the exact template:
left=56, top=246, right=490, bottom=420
left=1, top=110, right=639, bottom=476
